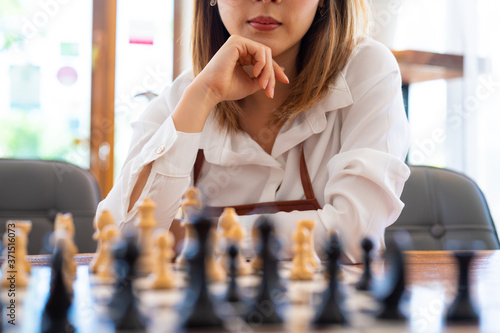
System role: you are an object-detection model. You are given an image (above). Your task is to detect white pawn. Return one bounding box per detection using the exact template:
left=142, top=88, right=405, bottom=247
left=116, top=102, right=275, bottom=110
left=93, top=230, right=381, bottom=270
left=136, top=197, right=157, bottom=276
left=89, top=210, right=115, bottom=274
left=297, top=220, right=321, bottom=270
left=290, top=226, right=314, bottom=281
left=181, top=187, right=202, bottom=221
left=147, top=229, right=176, bottom=289
left=219, top=207, right=238, bottom=239
left=96, top=224, right=121, bottom=282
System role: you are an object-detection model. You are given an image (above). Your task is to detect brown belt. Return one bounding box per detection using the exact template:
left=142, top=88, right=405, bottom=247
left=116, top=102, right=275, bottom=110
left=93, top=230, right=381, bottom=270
left=193, top=143, right=321, bottom=217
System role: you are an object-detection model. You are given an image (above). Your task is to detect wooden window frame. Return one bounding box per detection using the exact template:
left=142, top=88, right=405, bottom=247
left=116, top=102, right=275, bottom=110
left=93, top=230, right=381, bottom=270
left=90, top=0, right=184, bottom=197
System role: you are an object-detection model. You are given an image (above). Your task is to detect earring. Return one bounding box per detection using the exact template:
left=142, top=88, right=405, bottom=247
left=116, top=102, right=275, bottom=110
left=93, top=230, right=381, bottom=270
left=210, top=0, right=217, bottom=6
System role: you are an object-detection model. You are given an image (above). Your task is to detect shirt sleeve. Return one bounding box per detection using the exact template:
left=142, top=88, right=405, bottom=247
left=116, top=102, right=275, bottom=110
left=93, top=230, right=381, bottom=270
left=265, top=40, right=411, bottom=263
left=320, top=40, right=411, bottom=262
left=96, top=75, right=202, bottom=233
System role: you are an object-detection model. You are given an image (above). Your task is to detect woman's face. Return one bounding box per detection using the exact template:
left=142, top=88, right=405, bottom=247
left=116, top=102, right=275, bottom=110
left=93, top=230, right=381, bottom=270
left=217, top=0, right=322, bottom=61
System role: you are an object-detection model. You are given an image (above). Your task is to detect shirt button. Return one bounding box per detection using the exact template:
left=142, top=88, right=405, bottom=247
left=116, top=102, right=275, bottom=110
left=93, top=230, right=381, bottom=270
left=156, top=145, right=165, bottom=154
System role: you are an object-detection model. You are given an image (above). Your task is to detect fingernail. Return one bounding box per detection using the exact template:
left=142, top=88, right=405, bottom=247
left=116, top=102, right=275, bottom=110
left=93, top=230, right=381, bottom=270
left=270, top=88, right=275, bottom=99
left=264, top=79, right=269, bottom=89
left=284, top=74, right=290, bottom=84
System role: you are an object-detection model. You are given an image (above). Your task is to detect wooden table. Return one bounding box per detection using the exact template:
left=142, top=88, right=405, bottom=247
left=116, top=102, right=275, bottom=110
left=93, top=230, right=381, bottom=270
left=390, top=49, right=489, bottom=125
left=391, top=50, right=465, bottom=85
left=2, top=251, right=499, bottom=332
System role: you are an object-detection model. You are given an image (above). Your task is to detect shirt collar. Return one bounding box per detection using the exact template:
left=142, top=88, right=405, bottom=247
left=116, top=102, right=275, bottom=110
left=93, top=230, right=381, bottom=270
left=200, top=72, right=353, bottom=166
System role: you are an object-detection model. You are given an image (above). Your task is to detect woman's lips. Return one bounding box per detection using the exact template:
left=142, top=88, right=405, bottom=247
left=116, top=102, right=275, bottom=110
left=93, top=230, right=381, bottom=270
left=248, top=16, right=281, bottom=31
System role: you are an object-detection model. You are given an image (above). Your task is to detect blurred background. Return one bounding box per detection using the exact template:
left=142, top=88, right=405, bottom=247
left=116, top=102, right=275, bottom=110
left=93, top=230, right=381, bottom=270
left=0, top=0, right=499, bottom=228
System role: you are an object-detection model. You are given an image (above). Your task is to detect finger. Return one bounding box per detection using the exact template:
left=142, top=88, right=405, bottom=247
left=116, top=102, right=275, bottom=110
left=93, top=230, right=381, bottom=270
left=252, top=56, right=265, bottom=78
left=236, top=65, right=263, bottom=95
left=273, top=61, right=289, bottom=84
left=234, top=37, right=266, bottom=78
left=236, top=38, right=273, bottom=91
left=264, top=47, right=275, bottom=98
left=253, top=45, right=272, bottom=96
left=233, top=37, right=278, bottom=98
left=250, top=46, right=271, bottom=90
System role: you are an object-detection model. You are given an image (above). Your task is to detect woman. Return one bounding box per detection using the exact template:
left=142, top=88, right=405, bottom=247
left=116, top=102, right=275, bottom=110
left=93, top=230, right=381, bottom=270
left=97, top=0, right=411, bottom=262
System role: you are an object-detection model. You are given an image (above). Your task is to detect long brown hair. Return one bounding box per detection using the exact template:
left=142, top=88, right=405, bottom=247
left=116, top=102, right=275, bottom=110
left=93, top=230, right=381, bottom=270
left=192, top=0, right=369, bottom=131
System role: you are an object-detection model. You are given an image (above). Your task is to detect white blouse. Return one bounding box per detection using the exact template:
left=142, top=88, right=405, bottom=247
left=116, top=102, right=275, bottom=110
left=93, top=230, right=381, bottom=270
left=96, top=37, right=411, bottom=263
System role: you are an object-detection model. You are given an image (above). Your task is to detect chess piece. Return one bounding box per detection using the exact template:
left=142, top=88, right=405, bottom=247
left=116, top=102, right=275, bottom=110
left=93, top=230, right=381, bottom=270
left=41, top=242, right=74, bottom=333
left=178, top=215, right=224, bottom=329
left=54, top=213, right=78, bottom=277
left=55, top=212, right=75, bottom=235
left=108, top=235, right=146, bottom=330
left=313, top=232, right=346, bottom=325
left=147, top=229, right=176, bottom=289
left=96, top=224, right=121, bottom=282
left=206, top=228, right=226, bottom=282
left=182, top=187, right=203, bottom=221
left=176, top=188, right=203, bottom=270
left=135, top=197, right=157, bottom=276
left=290, top=226, right=314, bottom=280
left=250, top=222, right=263, bottom=271
left=1, top=227, right=29, bottom=288
left=54, top=212, right=78, bottom=251
left=52, top=231, right=78, bottom=294
left=5, top=220, right=32, bottom=274
left=224, top=243, right=242, bottom=303
left=176, top=221, right=196, bottom=270
left=219, top=207, right=238, bottom=238
left=245, top=217, right=284, bottom=325
left=376, top=239, right=407, bottom=320
left=89, top=210, right=115, bottom=273
left=356, top=237, right=374, bottom=291
left=297, top=220, right=321, bottom=269
left=446, top=251, right=479, bottom=322
left=225, top=223, right=251, bottom=275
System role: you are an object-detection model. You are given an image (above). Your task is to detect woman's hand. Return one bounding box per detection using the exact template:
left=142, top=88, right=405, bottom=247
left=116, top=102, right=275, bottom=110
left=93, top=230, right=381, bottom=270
left=172, top=35, right=289, bottom=133
left=195, top=35, right=289, bottom=105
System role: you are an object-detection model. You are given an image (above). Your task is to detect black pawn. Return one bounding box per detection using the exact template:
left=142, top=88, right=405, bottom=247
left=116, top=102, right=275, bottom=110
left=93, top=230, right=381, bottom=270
left=245, top=217, right=284, bottom=325
left=376, top=239, right=406, bottom=320
left=108, top=235, right=146, bottom=331
left=446, top=251, right=479, bottom=322
left=41, top=244, right=75, bottom=333
left=178, top=215, right=224, bottom=329
left=313, top=232, right=346, bottom=326
left=356, top=238, right=374, bottom=291
left=225, top=243, right=241, bottom=303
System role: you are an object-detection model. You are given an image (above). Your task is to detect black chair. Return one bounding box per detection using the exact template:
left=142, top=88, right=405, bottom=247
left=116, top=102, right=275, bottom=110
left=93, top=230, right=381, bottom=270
left=386, top=165, right=500, bottom=250
left=0, top=159, right=101, bottom=254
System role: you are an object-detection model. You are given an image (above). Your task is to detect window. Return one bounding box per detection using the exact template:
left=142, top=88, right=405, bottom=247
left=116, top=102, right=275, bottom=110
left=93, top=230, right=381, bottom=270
left=0, top=0, right=93, bottom=168
left=372, top=0, right=500, bottom=229
left=113, top=0, right=175, bottom=179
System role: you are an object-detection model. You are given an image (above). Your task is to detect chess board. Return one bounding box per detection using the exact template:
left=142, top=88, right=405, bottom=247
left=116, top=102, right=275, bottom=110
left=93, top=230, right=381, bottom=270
left=2, top=251, right=500, bottom=333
